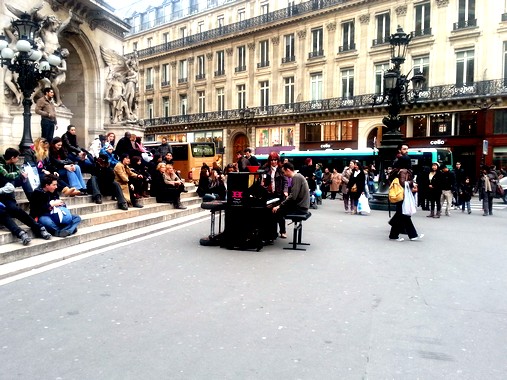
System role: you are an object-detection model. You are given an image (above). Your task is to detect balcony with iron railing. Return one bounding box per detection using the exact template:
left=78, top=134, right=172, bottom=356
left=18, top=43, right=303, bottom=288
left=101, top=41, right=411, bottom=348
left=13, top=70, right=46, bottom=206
left=145, top=84, right=154, bottom=91
left=177, top=77, right=188, bottom=84
left=308, top=50, right=324, bottom=59
left=372, top=36, right=390, bottom=47
left=214, top=69, right=225, bottom=77
left=143, top=78, right=507, bottom=128
left=282, top=55, right=296, bottom=63
left=161, top=81, right=170, bottom=87
left=235, top=65, right=246, bottom=73
left=257, top=61, right=270, bottom=68
left=453, top=18, right=477, bottom=30
left=339, top=43, right=356, bottom=52
left=413, top=27, right=432, bottom=38
left=131, top=0, right=349, bottom=58
left=195, top=73, right=206, bottom=80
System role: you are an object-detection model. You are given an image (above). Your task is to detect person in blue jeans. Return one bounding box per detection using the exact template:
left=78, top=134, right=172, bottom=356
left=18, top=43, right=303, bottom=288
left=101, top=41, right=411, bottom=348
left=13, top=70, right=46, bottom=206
left=49, top=137, right=87, bottom=193
left=30, top=174, right=81, bottom=238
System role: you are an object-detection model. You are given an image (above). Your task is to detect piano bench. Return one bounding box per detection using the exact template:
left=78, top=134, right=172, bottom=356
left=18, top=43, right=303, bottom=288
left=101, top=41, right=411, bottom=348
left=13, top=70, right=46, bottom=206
left=284, top=212, right=312, bottom=251
left=200, top=200, right=227, bottom=246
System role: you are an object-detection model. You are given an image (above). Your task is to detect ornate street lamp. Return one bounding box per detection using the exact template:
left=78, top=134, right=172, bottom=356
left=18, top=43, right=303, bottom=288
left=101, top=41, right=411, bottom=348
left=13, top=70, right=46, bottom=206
left=0, top=12, right=62, bottom=155
left=370, top=26, right=425, bottom=210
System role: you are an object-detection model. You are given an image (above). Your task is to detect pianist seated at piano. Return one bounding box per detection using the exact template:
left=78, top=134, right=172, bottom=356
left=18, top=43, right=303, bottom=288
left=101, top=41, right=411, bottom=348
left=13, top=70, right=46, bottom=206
left=272, top=161, right=310, bottom=219
left=262, top=152, right=289, bottom=238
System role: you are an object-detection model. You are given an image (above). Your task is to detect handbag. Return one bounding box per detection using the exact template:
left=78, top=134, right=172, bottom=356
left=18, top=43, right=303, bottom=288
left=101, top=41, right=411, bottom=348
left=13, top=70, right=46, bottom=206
left=50, top=206, right=73, bottom=225
left=350, top=184, right=357, bottom=192
left=402, top=182, right=417, bottom=216
left=497, top=184, right=504, bottom=197
left=357, top=193, right=371, bottom=214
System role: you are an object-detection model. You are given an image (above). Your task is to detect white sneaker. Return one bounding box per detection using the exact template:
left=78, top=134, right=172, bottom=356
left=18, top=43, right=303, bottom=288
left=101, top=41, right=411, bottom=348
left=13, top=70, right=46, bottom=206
left=390, top=237, right=405, bottom=242
left=410, top=234, right=424, bottom=241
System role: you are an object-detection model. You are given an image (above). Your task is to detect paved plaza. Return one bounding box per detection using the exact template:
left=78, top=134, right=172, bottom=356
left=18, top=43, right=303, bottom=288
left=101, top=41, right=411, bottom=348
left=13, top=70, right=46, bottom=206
left=0, top=197, right=506, bottom=379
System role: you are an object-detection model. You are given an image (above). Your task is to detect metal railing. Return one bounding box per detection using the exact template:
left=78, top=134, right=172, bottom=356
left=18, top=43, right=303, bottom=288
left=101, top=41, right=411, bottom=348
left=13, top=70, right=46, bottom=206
left=282, top=55, right=296, bottom=63
left=143, top=78, right=507, bottom=128
left=195, top=73, right=206, bottom=80
left=131, top=0, right=349, bottom=58
left=453, top=18, right=477, bottom=30
left=413, top=27, right=432, bottom=37
left=338, top=43, right=356, bottom=52
left=308, top=50, right=324, bottom=59
left=257, top=61, right=270, bottom=68
left=235, top=65, right=246, bottom=72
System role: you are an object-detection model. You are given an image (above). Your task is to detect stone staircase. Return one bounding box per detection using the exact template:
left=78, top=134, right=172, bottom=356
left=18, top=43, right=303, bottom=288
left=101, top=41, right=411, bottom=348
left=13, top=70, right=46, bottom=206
left=0, top=184, right=205, bottom=265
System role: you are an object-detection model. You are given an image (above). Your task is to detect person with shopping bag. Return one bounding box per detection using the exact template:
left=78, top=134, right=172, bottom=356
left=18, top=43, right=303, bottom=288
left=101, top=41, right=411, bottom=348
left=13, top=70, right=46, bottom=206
left=388, top=144, right=424, bottom=242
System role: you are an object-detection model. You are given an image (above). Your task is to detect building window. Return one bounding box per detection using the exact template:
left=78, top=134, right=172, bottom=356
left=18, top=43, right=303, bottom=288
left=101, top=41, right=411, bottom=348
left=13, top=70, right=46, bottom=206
left=284, top=76, right=295, bottom=107
left=180, top=27, right=187, bottom=39
left=217, top=88, right=225, bottom=112
left=161, top=63, right=170, bottom=86
left=217, top=15, right=224, bottom=28
left=146, top=67, right=153, bottom=90
left=504, top=42, right=507, bottom=86
left=414, top=2, right=431, bottom=37
left=163, top=32, right=169, bottom=43
left=494, top=109, right=507, bottom=134
left=178, top=60, right=188, bottom=83
left=133, top=42, right=138, bottom=51
left=375, top=62, right=390, bottom=94
left=163, top=97, right=170, bottom=118
left=456, top=50, right=474, bottom=87
left=455, top=0, right=476, bottom=29
left=309, top=27, right=324, bottom=58
left=340, top=21, right=355, bottom=52
left=179, top=94, right=187, bottom=115
left=374, top=13, right=390, bottom=45
left=260, top=80, right=269, bottom=110
left=413, top=56, right=430, bottom=90
left=430, top=113, right=452, bottom=136
left=304, top=123, right=321, bottom=142
left=147, top=37, right=153, bottom=48
left=196, top=55, right=205, bottom=80
left=147, top=99, right=153, bottom=120
left=261, top=2, right=269, bottom=15
left=236, top=45, right=246, bottom=72
left=283, top=34, right=295, bottom=63
left=310, top=72, right=323, bottom=101
left=258, top=40, right=269, bottom=68
left=215, top=50, right=225, bottom=76
left=238, top=8, right=245, bottom=22
left=412, top=115, right=428, bottom=137
left=341, top=69, right=354, bottom=99
left=197, top=91, right=205, bottom=113
left=457, top=111, right=477, bottom=136
left=237, top=84, right=246, bottom=109
left=197, top=21, right=204, bottom=33
left=256, top=126, right=294, bottom=147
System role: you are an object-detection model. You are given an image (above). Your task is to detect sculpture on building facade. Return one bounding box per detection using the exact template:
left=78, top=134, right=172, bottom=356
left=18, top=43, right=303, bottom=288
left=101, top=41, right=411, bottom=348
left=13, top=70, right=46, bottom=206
left=3, top=3, right=73, bottom=105
left=101, top=47, right=139, bottom=124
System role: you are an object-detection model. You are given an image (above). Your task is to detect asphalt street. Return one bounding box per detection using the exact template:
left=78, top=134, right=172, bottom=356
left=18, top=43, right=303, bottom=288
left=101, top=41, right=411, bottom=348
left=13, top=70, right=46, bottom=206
left=0, top=197, right=506, bottom=379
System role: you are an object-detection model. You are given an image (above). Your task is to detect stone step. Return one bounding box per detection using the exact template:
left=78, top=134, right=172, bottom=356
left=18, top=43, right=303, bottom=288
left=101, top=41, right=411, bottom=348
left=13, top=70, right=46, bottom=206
left=0, top=193, right=201, bottom=245
left=0, top=202, right=206, bottom=265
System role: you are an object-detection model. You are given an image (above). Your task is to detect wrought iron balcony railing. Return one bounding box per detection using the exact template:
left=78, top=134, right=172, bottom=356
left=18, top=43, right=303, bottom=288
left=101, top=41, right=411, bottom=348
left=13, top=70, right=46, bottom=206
left=161, top=81, right=170, bottom=87
left=453, top=18, right=478, bottom=30
left=308, top=50, right=324, bottom=59
left=214, top=69, right=225, bottom=77
left=282, top=55, right=296, bottom=63
left=372, top=36, right=390, bottom=46
left=339, top=43, right=356, bottom=52
left=143, top=78, right=507, bottom=128
left=145, top=84, right=154, bottom=91
left=177, top=77, right=188, bottom=84
left=235, top=65, right=246, bottom=72
left=195, top=73, right=206, bottom=80
left=131, top=0, right=349, bottom=58
left=413, top=27, right=432, bottom=37
left=257, top=61, right=270, bottom=68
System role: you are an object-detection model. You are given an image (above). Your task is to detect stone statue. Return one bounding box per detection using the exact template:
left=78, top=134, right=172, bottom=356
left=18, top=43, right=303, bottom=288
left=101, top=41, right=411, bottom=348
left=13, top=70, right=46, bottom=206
left=3, top=4, right=74, bottom=106
left=101, top=47, right=139, bottom=124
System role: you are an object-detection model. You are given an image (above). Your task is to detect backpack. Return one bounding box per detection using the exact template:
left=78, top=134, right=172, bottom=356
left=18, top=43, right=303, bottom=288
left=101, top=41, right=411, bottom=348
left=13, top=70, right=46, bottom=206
left=388, top=178, right=404, bottom=203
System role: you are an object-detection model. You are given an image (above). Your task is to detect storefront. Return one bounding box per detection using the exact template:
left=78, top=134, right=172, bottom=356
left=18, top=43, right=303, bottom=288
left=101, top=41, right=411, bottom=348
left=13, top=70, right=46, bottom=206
left=298, top=119, right=358, bottom=151
left=254, top=124, right=295, bottom=155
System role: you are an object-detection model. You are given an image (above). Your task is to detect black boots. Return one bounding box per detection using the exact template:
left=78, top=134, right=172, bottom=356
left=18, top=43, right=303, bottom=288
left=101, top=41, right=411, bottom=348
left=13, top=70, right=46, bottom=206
left=18, top=231, right=31, bottom=245
left=174, top=200, right=187, bottom=209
